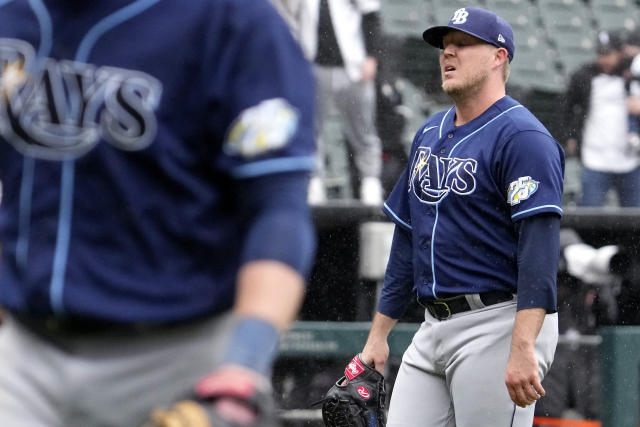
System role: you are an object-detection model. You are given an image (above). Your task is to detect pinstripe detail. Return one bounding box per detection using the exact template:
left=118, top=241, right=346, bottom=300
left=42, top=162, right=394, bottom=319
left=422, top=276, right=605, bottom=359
left=509, top=403, right=516, bottom=426
left=430, top=104, right=525, bottom=297
left=49, top=160, right=74, bottom=312
left=430, top=206, right=439, bottom=297
left=47, top=0, right=162, bottom=313
left=28, top=0, right=52, bottom=62
left=438, top=108, right=453, bottom=139
left=75, top=0, right=161, bottom=63
left=383, top=203, right=412, bottom=230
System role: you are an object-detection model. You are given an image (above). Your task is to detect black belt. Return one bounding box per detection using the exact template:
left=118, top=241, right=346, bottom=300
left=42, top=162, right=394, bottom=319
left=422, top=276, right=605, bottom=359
left=12, top=312, right=211, bottom=340
left=422, top=290, right=515, bottom=321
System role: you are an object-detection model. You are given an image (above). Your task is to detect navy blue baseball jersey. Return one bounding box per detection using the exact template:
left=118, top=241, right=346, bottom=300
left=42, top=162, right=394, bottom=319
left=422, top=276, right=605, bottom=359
left=382, top=95, right=564, bottom=302
left=0, top=0, right=315, bottom=321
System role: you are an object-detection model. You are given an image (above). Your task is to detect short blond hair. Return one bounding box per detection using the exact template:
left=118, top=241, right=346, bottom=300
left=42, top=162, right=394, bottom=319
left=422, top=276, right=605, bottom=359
left=502, top=60, right=510, bottom=82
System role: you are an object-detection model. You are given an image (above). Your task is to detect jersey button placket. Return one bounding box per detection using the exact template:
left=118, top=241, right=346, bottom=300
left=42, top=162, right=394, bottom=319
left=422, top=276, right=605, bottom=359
left=421, top=238, right=431, bottom=249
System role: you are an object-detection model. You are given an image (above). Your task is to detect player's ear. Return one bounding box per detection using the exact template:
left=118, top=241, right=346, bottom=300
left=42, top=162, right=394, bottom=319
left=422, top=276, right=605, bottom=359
left=494, top=47, right=509, bottom=66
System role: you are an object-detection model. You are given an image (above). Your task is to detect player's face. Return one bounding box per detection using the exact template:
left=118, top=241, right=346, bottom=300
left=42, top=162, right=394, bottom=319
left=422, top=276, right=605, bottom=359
left=439, top=31, right=496, bottom=98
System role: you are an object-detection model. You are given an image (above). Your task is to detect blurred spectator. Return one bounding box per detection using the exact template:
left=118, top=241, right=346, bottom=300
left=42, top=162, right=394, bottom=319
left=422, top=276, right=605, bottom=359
left=564, top=30, right=640, bottom=207
left=623, top=28, right=640, bottom=59
left=287, top=0, right=384, bottom=205
left=375, top=33, right=410, bottom=196
left=535, top=228, right=628, bottom=421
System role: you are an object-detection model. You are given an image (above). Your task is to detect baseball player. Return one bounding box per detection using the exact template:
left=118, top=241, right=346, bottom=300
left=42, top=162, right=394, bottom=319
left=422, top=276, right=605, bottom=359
left=0, top=0, right=315, bottom=426
left=358, top=7, right=564, bottom=426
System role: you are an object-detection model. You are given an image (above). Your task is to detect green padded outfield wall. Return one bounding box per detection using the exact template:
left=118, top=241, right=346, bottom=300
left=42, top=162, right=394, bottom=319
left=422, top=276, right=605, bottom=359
left=599, top=326, right=640, bottom=427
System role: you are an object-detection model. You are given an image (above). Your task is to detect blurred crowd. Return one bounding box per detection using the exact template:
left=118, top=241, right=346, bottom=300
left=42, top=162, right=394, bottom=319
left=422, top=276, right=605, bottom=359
left=273, top=0, right=640, bottom=209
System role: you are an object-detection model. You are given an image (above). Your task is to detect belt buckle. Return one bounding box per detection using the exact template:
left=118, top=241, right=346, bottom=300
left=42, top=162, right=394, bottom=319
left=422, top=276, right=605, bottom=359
left=432, top=301, right=452, bottom=320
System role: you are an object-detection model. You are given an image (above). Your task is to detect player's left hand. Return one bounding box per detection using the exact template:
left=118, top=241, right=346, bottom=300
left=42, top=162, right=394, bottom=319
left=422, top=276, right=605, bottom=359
left=144, top=365, right=281, bottom=427
left=504, top=344, right=545, bottom=408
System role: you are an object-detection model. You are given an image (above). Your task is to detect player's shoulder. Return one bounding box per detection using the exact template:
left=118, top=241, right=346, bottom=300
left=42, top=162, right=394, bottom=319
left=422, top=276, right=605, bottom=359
left=495, top=96, right=554, bottom=138
left=492, top=97, right=565, bottom=158
left=198, top=0, right=282, bottom=24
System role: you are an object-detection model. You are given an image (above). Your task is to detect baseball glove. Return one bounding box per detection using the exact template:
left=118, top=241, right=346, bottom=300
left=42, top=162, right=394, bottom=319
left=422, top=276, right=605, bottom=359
left=319, top=354, right=387, bottom=427
left=144, top=367, right=281, bottom=427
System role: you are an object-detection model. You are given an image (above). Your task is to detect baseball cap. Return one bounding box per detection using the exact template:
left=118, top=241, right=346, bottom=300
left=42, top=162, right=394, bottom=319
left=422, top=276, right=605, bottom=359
left=422, top=7, right=515, bottom=62
left=596, top=30, right=623, bottom=54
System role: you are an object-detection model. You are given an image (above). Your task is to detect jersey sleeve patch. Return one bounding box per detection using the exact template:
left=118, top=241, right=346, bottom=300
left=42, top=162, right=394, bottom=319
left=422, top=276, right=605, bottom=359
left=224, top=98, right=299, bottom=158
left=507, top=176, right=539, bottom=206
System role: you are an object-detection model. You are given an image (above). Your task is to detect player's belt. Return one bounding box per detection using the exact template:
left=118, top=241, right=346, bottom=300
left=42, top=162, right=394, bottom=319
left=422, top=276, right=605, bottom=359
left=423, top=290, right=515, bottom=321
left=11, top=312, right=214, bottom=344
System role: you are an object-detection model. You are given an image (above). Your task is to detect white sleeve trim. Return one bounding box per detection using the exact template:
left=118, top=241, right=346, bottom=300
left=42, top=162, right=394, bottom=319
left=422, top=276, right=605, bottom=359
left=511, top=204, right=563, bottom=219
left=383, top=203, right=412, bottom=230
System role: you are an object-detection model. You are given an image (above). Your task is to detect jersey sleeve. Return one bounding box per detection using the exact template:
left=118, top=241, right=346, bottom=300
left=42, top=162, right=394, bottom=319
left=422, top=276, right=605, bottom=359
left=377, top=226, right=414, bottom=319
left=207, top=0, right=315, bottom=179
left=382, top=166, right=412, bottom=231
left=498, top=130, right=565, bottom=221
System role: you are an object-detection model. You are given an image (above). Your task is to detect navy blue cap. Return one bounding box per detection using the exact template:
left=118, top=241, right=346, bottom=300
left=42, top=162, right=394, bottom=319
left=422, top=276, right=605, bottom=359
left=423, top=7, right=515, bottom=62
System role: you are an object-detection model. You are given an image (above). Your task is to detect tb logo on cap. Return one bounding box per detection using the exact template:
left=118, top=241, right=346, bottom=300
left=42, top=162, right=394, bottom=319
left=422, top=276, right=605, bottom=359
left=451, top=8, right=469, bottom=24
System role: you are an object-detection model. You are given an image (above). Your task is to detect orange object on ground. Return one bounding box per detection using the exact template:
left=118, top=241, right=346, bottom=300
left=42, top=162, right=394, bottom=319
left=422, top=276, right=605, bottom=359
left=532, top=417, right=601, bottom=427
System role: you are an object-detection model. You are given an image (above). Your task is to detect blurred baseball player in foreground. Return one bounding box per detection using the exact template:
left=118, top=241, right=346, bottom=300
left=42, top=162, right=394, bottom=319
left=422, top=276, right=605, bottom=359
left=359, top=7, right=564, bottom=426
left=0, top=0, right=315, bottom=426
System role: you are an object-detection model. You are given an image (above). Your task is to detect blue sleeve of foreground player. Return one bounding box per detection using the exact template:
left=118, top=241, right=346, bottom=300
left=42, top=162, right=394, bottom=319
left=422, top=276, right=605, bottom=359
left=238, top=172, right=316, bottom=279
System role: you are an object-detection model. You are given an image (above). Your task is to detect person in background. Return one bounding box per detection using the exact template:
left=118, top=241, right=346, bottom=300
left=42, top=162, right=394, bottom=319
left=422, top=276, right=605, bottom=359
left=285, top=0, right=385, bottom=205
left=565, top=30, right=640, bottom=207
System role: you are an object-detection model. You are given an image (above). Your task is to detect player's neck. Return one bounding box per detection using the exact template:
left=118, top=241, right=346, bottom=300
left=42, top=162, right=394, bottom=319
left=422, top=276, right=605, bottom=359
left=453, top=84, right=506, bottom=126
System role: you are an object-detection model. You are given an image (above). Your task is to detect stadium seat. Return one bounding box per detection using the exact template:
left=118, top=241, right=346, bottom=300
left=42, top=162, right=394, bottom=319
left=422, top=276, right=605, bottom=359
left=535, top=0, right=597, bottom=77
left=484, top=0, right=535, bottom=26
left=561, top=48, right=597, bottom=76
left=589, top=0, right=640, bottom=33
left=536, top=0, right=594, bottom=36
left=381, top=0, right=429, bottom=38
left=508, top=35, right=567, bottom=93
left=428, top=0, right=486, bottom=26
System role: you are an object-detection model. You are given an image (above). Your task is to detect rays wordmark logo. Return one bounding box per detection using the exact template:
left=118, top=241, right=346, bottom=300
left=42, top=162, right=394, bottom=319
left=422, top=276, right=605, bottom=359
left=409, top=147, right=477, bottom=204
left=0, top=38, right=162, bottom=160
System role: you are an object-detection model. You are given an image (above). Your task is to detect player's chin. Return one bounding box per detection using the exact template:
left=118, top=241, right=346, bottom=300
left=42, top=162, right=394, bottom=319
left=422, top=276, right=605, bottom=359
left=442, top=80, right=463, bottom=97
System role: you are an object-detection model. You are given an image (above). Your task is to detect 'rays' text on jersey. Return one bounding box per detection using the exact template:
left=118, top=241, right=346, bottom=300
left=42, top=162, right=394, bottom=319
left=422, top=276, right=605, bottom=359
left=0, top=38, right=162, bottom=160
left=409, top=146, right=478, bottom=204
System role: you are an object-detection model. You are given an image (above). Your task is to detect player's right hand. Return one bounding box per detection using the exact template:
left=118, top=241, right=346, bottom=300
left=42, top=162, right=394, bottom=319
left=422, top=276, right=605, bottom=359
left=361, top=339, right=389, bottom=374
left=505, top=345, right=545, bottom=408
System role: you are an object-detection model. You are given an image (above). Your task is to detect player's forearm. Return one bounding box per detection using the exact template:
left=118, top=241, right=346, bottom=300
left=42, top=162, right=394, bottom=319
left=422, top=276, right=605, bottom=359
left=234, top=260, right=305, bottom=331
left=510, top=307, right=546, bottom=350
left=367, top=311, right=398, bottom=343
left=221, top=260, right=305, bottom=375
left=361, top=311, right=397, bottom=372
